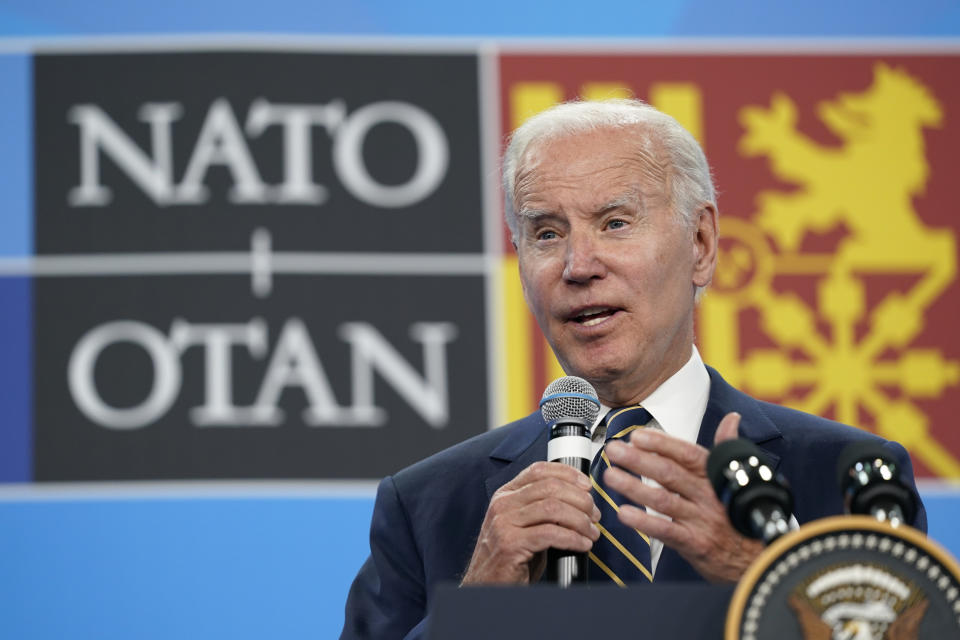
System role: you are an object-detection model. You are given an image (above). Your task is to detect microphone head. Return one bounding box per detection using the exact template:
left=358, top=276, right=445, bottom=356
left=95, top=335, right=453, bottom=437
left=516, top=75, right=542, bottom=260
left=835, top=440, right=890, bottom=490
left=707, top=439, right=764, bottom=495
left=708, top=438, right=793, bottom=542
left=836, top=439, right=917, bottom=525
left=540, top=376, right=600, bottom=425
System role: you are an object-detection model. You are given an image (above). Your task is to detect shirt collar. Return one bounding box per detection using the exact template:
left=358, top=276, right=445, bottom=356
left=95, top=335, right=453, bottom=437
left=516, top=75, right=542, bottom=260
left=591, top=345, right=710, bottom=445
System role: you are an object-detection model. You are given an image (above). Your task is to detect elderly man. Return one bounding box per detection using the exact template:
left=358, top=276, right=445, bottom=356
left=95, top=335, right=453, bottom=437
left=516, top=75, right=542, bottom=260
left=340, top=99, right=925, bottom=639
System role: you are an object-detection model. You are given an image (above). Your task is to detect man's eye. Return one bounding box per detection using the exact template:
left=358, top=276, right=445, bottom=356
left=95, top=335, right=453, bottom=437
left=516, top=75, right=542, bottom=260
left=607, top=219, right=627, bottom=230
left=536, top=230, right=558, bottom=241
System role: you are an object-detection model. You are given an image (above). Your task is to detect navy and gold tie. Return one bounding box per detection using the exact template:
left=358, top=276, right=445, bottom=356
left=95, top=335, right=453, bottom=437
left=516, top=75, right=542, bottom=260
left=588, top=406, right=655, bottom=585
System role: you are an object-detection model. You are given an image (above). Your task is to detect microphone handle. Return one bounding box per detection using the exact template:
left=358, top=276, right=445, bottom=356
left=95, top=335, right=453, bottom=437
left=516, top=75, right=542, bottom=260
left=546, top=419, right=591, bottom=586
left=546, top=548, right=587, bottom=587
left=551, top=455, right=590, bottom=474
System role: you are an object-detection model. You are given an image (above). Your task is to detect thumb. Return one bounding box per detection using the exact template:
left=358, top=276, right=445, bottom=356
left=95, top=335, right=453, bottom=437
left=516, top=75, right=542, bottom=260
left=714, top=412, right=741, bottom=446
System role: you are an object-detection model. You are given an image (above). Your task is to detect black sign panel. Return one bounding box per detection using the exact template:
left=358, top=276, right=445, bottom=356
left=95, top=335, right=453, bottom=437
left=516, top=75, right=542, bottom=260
left=32, top=49, right=489, bottom=481
left=34, top=274, right=487, bottom=480
left=34, top=51, right=483, bottom=254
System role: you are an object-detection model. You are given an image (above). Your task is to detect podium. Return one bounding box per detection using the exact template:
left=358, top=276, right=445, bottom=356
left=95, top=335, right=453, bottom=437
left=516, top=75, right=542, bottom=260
left=426, top=583, right=734, bottom=639
left=425, top=519, right=960, bottom=639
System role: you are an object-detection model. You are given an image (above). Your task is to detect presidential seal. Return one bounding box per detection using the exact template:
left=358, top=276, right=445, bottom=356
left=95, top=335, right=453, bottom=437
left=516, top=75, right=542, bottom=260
left=726, top=516, right=960, bottom=639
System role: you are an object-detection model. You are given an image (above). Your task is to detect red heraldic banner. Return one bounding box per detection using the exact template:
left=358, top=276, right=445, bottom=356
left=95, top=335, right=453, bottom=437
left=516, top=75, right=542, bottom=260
left=497, top=52, right=960, bottom=478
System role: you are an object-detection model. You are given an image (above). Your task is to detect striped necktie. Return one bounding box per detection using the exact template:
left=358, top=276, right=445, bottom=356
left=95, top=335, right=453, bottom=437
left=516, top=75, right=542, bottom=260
left=588, top=406, right=655, bottom=586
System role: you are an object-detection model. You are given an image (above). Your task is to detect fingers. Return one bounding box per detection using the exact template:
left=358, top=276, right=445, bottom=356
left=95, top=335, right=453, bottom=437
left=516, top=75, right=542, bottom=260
left=605, top=435, right=707, bottom=500
left=523, top=523, right=597, bottom=553
left=505, top=487, right=600, bottom=527
left=497, top=462, right=599, bottom=526
left=615, top=492, right=763, bottom=584
left=623, top=429, right=707, bottom=473
left=493, top=486, right=600, bottom=542
left=461, top=461, right=599, bottom=585
left=605, top=412, right=741, bottom=499
left=714, top=412, right=741, bottom=445
left=616, top=500, right=685, bottom=543
left=600, top=420, right=764, bottom=583
left=603, top=466, right=699, bottom=522
left=508, top=460, right=592, bottom=492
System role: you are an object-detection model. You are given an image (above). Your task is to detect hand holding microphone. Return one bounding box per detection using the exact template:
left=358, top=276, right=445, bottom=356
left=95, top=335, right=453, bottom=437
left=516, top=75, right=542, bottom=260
left=460, top=377, right=601, bottom=586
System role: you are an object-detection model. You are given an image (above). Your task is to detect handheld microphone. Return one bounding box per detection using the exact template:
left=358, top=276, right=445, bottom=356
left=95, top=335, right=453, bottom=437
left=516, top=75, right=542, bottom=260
left=707, top=439, right=794, bottom=545
left=836, top=440, right=917, bottom=527
left=539, top=376, right=600, bottom=587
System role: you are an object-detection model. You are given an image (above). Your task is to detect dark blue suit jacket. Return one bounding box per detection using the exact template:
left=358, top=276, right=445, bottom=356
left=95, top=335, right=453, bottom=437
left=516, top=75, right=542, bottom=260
left=340, top=367, right=927, bottom=639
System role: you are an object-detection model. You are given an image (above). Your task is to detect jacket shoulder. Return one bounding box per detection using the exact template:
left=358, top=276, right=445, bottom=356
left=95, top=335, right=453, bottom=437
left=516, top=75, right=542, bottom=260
left=391, top=412, right=542, bottom=494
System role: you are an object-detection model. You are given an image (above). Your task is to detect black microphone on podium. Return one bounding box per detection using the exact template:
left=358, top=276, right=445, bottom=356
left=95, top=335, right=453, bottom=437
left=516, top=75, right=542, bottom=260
left=836, top=440, right=917, bottom=527
left=708, top=439, right=795, bottom=545
left=539, top=376, right=601, bottom=587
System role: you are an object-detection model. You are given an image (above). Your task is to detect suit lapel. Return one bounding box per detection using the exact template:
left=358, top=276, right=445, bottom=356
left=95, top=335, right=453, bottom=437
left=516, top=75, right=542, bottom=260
left=697, top=366, right=784, bottom=469
left=484, top=413, right=548, bottom=501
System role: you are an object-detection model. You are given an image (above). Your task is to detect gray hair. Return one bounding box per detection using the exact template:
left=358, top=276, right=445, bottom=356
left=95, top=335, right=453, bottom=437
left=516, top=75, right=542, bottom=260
left=502, top=99, right=717, bottom=241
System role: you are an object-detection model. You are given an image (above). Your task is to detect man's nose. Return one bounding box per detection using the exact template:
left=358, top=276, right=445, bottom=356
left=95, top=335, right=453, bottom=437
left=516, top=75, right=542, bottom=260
left=562, top=232, right=606, bottom=283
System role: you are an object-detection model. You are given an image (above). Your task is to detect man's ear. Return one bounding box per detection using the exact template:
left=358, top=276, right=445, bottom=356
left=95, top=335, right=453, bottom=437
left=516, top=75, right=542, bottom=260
left=692, top=203, right=719, bottom=288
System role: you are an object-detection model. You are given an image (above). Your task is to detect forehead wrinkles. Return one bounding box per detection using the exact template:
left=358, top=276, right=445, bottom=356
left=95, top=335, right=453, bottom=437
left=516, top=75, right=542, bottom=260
left=512, top=130, right=670, bottom=214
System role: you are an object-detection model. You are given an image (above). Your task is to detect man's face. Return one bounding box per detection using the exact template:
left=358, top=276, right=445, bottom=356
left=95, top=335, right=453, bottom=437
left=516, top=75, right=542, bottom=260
left=513, top=126, right=717, bottom=405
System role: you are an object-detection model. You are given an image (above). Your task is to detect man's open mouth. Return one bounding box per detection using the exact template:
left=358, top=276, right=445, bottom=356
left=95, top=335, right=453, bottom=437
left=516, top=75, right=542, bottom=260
left=571, top=307, right=618, bottom=327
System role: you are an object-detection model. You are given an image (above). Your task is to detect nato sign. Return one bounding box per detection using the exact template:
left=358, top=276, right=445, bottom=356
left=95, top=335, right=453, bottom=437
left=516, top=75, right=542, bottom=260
left=33, top=50, right=488, bottom=480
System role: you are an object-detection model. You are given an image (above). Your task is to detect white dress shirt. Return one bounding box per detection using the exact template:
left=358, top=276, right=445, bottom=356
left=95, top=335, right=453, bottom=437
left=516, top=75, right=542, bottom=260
left=589, top=345, right=711, bottom=576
